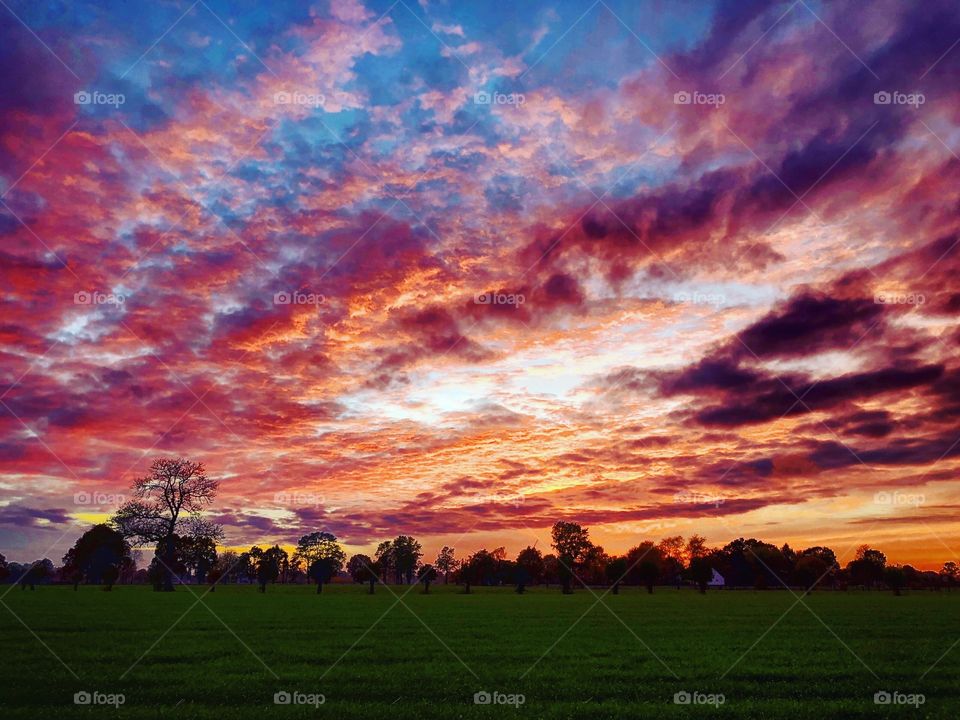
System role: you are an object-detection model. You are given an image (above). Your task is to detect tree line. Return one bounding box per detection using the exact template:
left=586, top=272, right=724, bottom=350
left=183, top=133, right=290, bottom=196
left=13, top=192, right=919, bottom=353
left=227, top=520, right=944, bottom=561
left=3, top=458, right=956, bottom=596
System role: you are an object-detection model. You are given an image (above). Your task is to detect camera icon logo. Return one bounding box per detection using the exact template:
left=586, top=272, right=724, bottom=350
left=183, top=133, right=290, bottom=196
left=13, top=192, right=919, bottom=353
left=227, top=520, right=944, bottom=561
left=74, top=91, right=91, bottom=105
left=874, top=691, right=892, bottom=705
left=74, top=691, right=92, bottom=705
left=273, top=291, right=291, bottom=305
left=474, top=691, right=492, bottom=705
left=673, top=691, right=692, bottom=705
left=673, top=91, right=691, bottom=105
left=473, top=91, right=491, bottom=105
left=274, top=691, right=292, bottom=705
left=473, top=292, right=491, bottom=304
left=873, top=91, right=891, bottom=105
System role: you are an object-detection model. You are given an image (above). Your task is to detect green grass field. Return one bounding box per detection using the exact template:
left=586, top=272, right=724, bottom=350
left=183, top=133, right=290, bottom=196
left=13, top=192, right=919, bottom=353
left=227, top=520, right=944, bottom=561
left=0, top=584, right=957, bottom=718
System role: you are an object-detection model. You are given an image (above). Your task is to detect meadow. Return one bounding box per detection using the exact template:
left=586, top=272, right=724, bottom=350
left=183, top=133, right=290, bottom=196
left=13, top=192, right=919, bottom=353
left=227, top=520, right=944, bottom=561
left=0, top=584, right=957, bottom=718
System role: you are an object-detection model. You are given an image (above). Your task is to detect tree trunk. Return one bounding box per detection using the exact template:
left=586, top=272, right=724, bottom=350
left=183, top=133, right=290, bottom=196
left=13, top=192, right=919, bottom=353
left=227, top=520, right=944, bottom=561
left=464, top=581, right=471, bottom=594
left=316, top=580, right=323, bottom=594
left=646, top=583, right=654, bottom=594
left=161, top=535, right=176, bottom=592
left=612, top=582, right=619, bottom=595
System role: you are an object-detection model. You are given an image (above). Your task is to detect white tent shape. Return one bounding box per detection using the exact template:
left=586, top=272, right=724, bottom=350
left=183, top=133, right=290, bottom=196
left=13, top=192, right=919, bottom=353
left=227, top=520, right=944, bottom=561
left=708, top=569, right=725, bottom=587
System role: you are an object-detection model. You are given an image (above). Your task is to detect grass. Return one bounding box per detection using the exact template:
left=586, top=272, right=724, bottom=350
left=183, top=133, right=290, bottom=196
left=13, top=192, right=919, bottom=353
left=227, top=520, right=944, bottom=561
left=0, top=583, right=957, bottom=718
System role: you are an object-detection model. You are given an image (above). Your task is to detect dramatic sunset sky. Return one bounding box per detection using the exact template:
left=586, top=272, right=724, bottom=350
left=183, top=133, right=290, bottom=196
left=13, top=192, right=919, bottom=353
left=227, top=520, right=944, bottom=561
left=1, top=0, right=958, bottom=568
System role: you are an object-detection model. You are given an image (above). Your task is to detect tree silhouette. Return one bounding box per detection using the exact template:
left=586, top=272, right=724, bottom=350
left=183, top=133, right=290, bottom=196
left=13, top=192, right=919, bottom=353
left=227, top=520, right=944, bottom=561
left=688, top=555, right=714, bottom=594
left=515, top=546, right=544, bottom=593
left=61, top=524, right=131, bottom=589
left=390, top=535, right=423, bottom=584
left=941, top=561, right=959, bottom=591
left=435, top=546, right=456, bottom=584
left=884, top=565, right=906, bottom=595
left=347, top=554, right=378, bottom=594
left=846, top=545, right=886, bottom=588
left=551, top=521, right=592, bottom=594
left=294, top=532, right=345, bottom=594
left=605, top=556, right=627, bottom=594
left=113, top=458, right=221, bottom=591
left=628, top=542, right=663, bottom=594
left=419, top=564, right=436, bottom=593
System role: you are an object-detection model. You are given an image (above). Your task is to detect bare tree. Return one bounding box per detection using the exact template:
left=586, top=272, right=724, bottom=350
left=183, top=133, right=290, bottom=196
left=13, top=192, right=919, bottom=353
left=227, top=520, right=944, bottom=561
left=113, top=458, right=221, bottom=592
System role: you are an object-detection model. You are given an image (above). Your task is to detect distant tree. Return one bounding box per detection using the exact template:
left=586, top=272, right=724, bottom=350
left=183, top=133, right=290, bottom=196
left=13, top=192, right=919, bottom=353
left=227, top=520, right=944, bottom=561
left=391, top=536, right=423, bottom=584
left=255, top=546, right=285, bottom=592
left=61, top=524, right=131, bottom=588
left=0, top=553, right=7, bottom=584
left=685, top=535, right=708, bottom=562
left=435, top=546, right=457, bottom=584
left=101, top=565, right=120, bottom=591
left=217, top=550, right=240, bottom=584
left=112, top=458, right=222, bottom=592
left=884, top=565, right=906, bottom=596
left=793, top=555, right=829, bottom=592
left=374, top=541, right=395, bottom=584
left=798, top=546, right=838, bottom=588
left=551, top=521, right=592, bottom=594
left=580, top=544, right=609, bottom=586
left=419, top=564, right=436, bottom=593
left=147, top=557, right=165, bottom=591
left=846, top=545, right=886, bottom=588
left=542, top=554, right=559, bottom=586
left=658, top=535, right=686, bottom=587
left=941, top=561, right=959, bottom=591
left=206, top=560, right=223, bottom=592
left=461, top=549, right=498, bottom=593
left=179, top=535, right=217, bottom=584
left=515, top=546, right=545, bottom=593
left=688, top=555, right=713, bottom=594
left=294, top=532, right=345, bottom=594
left=20, top=559, right=53, bottom=590
left=628, top=542, right=663, bottom=594
left=347, top=554, right=378, bottom=594
left=605, top=556, right=628, bottom=594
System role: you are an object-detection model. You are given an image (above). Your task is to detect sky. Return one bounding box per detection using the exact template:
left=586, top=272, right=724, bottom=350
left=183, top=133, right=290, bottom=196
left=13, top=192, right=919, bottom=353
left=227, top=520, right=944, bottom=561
left=0, top=0, right=958, bottom=569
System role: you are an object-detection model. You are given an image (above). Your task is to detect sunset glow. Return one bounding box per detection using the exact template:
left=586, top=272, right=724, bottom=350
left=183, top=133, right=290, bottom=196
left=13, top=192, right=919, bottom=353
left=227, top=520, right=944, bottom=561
left=2, top=0, right=959, bottom=569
